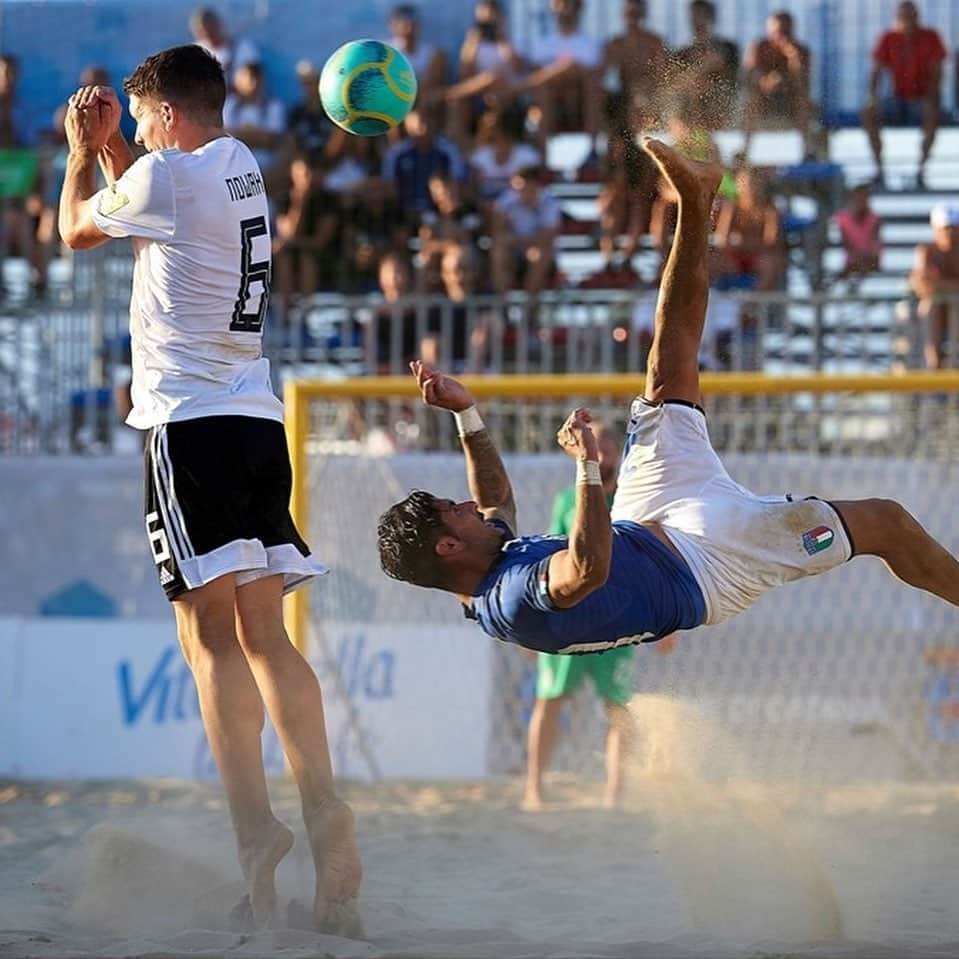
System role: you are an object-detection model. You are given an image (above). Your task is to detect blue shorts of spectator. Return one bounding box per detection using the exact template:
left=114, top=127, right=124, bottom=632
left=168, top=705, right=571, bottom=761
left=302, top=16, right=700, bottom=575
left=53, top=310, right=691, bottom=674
left=881, top=97, right=935, bottom=127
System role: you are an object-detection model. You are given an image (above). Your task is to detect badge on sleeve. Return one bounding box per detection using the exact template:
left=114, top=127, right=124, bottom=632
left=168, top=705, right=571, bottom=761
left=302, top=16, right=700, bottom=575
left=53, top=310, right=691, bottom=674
left=98, top=185, right=130, bottom=216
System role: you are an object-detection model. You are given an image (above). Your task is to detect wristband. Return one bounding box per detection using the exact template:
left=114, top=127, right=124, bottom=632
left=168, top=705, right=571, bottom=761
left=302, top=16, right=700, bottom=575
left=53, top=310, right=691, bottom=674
left=576, top=460, right=602, bottom=486
left=453, top=405, right=485, bottom=436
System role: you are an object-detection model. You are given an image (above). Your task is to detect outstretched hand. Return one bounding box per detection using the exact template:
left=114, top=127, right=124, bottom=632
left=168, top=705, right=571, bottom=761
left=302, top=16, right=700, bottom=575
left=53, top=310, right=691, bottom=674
left=410, top=360, right=474, bottom=412
left=557, top=408, right=599, bottom=461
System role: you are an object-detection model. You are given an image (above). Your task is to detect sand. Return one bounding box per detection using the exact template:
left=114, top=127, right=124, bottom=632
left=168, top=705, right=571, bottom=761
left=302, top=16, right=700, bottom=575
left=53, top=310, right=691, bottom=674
left=2, top=695, right=959, bottom=959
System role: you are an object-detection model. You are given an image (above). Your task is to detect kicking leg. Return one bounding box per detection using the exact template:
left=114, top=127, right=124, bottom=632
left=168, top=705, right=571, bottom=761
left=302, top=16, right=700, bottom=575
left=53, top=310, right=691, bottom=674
left=173, top=576, right=293, bottom=928
left=832, top=498, right=959, bottom=606
left=640, top=138, right=723, bottom=406
left=234, top=575, right=362, bottom=930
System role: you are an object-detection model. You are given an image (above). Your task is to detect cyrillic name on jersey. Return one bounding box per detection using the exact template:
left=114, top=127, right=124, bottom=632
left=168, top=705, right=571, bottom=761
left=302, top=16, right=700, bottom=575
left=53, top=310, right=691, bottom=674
left=225, top=170, right=265, bottom=202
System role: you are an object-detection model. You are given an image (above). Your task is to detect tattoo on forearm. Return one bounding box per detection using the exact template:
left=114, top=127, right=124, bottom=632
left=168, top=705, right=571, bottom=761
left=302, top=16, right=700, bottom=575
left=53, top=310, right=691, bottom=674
left=463, top=429, right=516, bottom=516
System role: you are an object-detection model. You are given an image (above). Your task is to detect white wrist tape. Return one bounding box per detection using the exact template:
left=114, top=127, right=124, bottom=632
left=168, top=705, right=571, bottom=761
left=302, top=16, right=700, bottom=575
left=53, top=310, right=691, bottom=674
left=453, top=405, right=485, bottom=436
left=576, top=460, right=602, bottom=486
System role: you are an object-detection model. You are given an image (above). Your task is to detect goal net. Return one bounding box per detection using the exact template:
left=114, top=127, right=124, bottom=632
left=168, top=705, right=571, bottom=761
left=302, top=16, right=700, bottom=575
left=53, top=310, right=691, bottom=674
left=285, top=373, right=959, bottom=785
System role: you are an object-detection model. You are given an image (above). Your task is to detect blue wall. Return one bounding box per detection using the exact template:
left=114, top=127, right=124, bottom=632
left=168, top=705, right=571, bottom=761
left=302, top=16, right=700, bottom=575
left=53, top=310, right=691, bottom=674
left=1, top=0, right=473, bottom=143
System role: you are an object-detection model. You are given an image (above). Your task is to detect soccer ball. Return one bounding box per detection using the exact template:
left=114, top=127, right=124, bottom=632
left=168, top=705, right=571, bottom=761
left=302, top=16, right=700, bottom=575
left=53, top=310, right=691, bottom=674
left=320, top=40, right=418, bottom=137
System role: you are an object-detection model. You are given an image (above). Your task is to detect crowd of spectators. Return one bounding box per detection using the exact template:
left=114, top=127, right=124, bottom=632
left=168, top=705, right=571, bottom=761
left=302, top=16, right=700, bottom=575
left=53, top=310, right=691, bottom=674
left=0, top=0, right=957, bottom=372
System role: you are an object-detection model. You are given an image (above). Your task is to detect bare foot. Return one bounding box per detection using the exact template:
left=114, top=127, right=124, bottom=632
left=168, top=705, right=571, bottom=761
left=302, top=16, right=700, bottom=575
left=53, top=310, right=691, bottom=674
left=305, top=798, right=362, bottom=931
left=238, top=818, right=294, bottom=928
left=520, top=792, right=545, bottom=812
left=640, top=137, right=723, bottom=210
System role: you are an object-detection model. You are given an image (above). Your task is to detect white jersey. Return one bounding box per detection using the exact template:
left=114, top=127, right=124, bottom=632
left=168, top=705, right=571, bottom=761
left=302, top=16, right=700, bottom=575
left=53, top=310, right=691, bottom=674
left=92, top=136, right=282, bottom=430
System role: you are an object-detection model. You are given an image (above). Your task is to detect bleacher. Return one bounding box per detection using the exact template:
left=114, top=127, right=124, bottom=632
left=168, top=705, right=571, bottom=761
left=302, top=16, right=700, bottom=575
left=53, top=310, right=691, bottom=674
left=545, top=127, right=959, bottom=299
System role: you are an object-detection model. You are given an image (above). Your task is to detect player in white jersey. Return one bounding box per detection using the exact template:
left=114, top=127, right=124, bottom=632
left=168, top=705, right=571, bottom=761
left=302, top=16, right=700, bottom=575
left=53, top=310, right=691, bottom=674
left=57, top=45, right=361, bottom=931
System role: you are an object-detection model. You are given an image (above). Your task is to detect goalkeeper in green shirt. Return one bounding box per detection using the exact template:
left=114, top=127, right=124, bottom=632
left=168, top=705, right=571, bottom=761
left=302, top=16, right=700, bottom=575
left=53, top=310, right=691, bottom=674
left=523, top=423, right=676, bottom=809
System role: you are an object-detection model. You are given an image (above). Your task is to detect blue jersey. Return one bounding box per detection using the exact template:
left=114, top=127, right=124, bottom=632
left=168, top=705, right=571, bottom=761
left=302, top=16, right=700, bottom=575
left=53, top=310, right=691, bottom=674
left=467, top=521, right=706, bottom=654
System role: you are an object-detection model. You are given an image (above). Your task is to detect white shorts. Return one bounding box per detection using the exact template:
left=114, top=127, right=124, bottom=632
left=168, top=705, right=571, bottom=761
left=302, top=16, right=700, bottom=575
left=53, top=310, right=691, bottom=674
left=610, top=398, right=853, bottom=625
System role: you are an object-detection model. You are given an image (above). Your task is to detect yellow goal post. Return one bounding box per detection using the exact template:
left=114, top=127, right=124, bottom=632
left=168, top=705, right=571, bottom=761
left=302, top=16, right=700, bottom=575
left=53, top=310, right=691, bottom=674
left=283, top=369, right=959, bottom=659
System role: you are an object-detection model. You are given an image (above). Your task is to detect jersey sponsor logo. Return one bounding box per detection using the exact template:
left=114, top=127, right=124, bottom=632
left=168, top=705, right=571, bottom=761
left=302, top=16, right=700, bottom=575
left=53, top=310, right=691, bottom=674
left=98, top=185, right=130, bottom=216
left=802, top=525, right=834, bottom=555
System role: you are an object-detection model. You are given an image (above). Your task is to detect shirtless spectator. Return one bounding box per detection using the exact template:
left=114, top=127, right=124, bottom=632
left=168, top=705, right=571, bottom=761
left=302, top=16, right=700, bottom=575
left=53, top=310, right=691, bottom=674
left=223, top=62, right=286, bottom=184
left=491, top=166, right=560, bottom=295
left=743, top=12, right=813, bottom=157
left=910, top=204, right=959, bottom=369
left=669, top=0, right=740, bottom=129
left=470, top=107, right=540, bottom=204
left=446, top=0, right=522, bottom=145
left=862, top=1, right=946, bottom=190
left=714, top=166, right=785, bottom=293
left=602, top=0, right=667, bottom=132
left=523, top=0, right=602, bottom=153
left=189, top=6, right=259, bottom=90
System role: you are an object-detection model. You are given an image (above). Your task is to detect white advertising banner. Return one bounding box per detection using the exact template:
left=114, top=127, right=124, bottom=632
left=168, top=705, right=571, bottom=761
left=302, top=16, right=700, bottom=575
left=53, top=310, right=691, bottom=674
left=0, top=617, right=491, bottom=781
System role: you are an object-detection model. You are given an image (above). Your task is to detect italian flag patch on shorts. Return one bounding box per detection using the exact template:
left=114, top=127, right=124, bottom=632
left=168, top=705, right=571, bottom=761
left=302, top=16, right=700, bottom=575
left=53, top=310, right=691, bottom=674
left=802, top=525, right=835, bottom=555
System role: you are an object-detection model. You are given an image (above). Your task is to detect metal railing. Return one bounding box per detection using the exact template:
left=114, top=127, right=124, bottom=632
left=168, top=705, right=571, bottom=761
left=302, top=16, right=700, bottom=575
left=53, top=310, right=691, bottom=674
left=2, top=246, right=958, bottom=455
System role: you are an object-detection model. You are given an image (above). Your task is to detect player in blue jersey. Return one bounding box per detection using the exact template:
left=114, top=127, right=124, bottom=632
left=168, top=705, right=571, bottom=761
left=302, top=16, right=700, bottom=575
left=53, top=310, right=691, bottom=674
left=377, top=138, right=959, bottom=654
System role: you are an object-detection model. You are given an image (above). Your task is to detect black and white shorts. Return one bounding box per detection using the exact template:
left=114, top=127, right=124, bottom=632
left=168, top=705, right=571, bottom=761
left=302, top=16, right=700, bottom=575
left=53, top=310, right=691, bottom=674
left=144, top=416, right=327, bottom=601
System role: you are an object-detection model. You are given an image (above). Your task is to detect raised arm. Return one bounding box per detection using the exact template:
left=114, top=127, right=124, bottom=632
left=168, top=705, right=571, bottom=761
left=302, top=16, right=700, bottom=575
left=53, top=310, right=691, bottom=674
left=58, top=86, right=116, bottom=250
left=411, top=360, right=517, bottom=531
left=544, top=408, right=612, bottom=609
left=91, top=87, right=135, bottom=184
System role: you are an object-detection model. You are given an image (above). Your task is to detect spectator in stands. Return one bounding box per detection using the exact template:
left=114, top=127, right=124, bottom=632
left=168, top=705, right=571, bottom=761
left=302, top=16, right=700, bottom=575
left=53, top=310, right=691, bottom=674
left=0, top=54, right=44, bottom=298
left=423, top=245, right=491, bottom=371
left=596, top=131, right=651, bottom=279
left=909, top=204, right=959, bottom=369
left=370, top=251, right=420, bottom=373
left=834, top=183, right=882, bottom=287
left=714, top=166, right=785, bottom=293
left=523, top=0, right=602, bottom=155
left=389, top=3, right=448, bottom=123
left=418, top=173, right=484, bottom=291
left=287, top=60, right=342, bottom=160
left=382, top=108, right=467, bottom=218
left=189, top=6, right=259, bottom=89
left=862, top=1, right=946, bottom=190
left=470, top=106, right=541, bottom=203
left=602, top=0, right=667, bottom=132
left=446, top=0, right=523, bottom=145
left=491, top=166, right=560, bottom=295
left=668, top=0, right=740, bottom=129
left=743, top=12, right=813, bottom=158
left=325, top=135, right=408, bottom=293
left=223, top=62, right=286, bottom=184
left=272, top=154, right=341, bottom=303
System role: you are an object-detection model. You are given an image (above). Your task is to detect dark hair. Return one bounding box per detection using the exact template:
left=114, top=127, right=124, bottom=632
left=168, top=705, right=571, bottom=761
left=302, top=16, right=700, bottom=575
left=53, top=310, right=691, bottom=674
left=123, top=44, right=226, bottom=125
left=690, top=0, right=716, bottom=22
left=391, top=3, right=419, bottom=20
left=377, top=490, right=450, bottom=588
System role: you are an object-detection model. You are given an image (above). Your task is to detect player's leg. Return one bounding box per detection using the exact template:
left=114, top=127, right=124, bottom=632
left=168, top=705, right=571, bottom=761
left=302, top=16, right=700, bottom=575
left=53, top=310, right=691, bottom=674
left=602, top=702, right=634, bottom=808
left=172, top=576, right=293, bottom=927
left=589, top=648, right=635, bottom=808
left=640, top=138, right=723, bottom=406
left=233, top=574, right=362, bottom=928
left=523, top=653, right=583, bottom=809
left=523, top=696, right=565, bottom=810
left=831, top=498, right=959, bottom=606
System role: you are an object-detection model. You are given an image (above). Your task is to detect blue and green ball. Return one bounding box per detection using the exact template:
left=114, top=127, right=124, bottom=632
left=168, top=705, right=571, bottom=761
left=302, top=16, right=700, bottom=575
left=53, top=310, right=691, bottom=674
left=320, top=40, right=417, bottom=137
